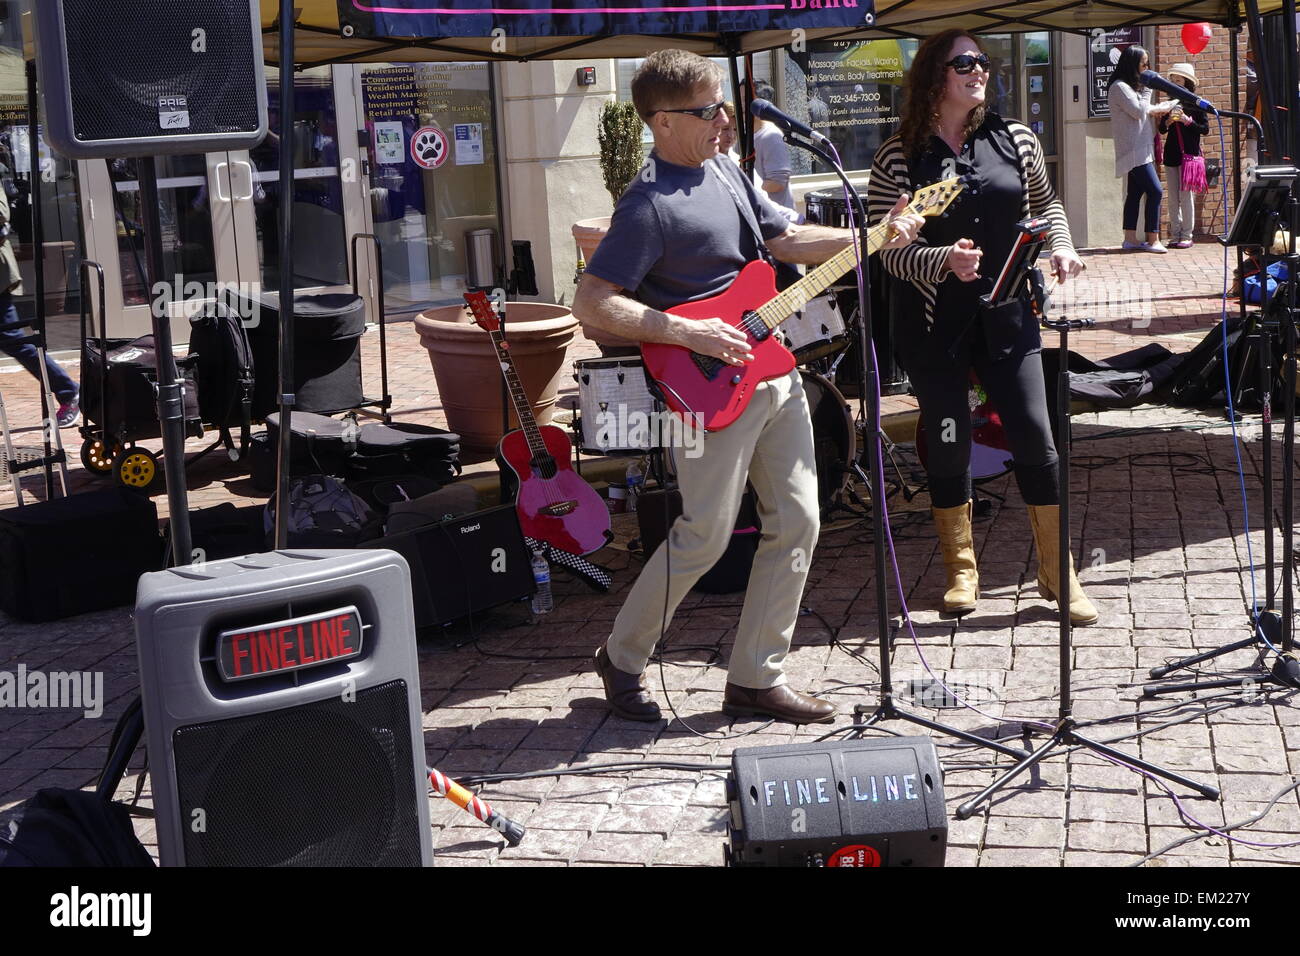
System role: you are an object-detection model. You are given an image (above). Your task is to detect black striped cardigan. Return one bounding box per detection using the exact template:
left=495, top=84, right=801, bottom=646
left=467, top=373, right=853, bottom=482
left=867, top=118, right=1074, bottom=327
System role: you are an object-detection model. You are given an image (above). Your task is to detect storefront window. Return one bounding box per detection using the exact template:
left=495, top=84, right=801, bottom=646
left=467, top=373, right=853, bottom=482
left=769, top=31, right=1056, bottom=175
left=360, top=62, right=499, bottom=314
left=0, top=1, right=85, bottom=348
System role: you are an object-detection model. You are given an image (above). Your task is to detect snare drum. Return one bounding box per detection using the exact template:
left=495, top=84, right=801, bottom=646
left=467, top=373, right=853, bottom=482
left=574, top=356, right=659, bottom=453
left=781, top=291, right=850, bottom=365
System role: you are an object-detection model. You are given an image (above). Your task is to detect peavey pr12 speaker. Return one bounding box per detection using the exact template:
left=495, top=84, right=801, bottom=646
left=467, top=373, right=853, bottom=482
left=133, top=550, right=432, bottom=867
left=376, top=504, right=535, bottom=629
left=725, top=737, right=947, bottom=867
left=35, top=0, right=267, bottom=159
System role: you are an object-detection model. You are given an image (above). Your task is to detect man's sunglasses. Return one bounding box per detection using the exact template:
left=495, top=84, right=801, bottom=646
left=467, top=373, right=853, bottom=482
left=656, top=101, right=727, bottom=121
left=945, top=53, right=991, bottom=75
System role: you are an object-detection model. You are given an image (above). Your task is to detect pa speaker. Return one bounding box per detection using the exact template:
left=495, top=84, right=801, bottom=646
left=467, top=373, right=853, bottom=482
left=35, top=0, right=267, bottom=159
left=725, top=737, right=947, bottom=867
left=133, top=550, right=432, bottom=867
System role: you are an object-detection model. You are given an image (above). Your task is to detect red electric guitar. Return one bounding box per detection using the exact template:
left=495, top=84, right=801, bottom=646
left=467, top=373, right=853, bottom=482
left=641, top=177, right=964, bottom=431
left=464, top=291, right=611, bottom=556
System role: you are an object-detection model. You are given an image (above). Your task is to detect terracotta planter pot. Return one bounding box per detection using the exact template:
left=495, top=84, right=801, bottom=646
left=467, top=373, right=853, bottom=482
left=414, top=302, right=578, bottom=454
left=572, top=217, right=611, bottom=262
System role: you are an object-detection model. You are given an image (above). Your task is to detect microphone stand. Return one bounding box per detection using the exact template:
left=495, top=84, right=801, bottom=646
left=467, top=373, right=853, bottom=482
left=956, top=310, right=1221, bottom=818
left=781, top=129, right=1028, bottom=760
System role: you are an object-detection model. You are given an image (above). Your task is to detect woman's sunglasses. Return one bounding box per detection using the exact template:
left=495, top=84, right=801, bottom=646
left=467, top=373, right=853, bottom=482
left=945, top=53, right=991, bottom=75
left=657, top=101, right=727, bottom=121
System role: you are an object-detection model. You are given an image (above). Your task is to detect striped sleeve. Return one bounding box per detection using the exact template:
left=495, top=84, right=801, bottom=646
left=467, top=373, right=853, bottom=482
left=1009, top=121, right=1075, bottom=256
left=869, top=135, right=952, bottom=285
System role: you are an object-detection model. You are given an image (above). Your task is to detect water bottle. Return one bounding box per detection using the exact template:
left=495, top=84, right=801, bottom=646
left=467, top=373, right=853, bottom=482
left=530, top=548, right=553, bottom=615
left=625, top=459, right=644, bottom=513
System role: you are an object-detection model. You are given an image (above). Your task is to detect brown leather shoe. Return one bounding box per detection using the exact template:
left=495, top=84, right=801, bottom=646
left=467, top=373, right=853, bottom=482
left=594, top=644, right=661, bottom=721
left=722, top=682, right=836, bottom=724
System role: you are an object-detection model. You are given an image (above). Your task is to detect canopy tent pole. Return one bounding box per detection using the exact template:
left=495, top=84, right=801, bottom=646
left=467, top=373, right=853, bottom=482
left=273, top=0, right=297, bottom=549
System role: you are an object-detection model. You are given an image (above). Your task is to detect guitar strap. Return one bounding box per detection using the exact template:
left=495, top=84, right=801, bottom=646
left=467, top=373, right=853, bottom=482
left=708, top=160, right=800, bottom=289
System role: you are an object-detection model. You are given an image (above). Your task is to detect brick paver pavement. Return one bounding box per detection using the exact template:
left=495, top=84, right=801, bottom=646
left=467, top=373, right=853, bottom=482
left=3, top=241, right=1297, bottom=867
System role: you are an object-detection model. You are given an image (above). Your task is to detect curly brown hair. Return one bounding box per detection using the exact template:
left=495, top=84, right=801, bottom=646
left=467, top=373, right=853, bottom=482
left=898, top=29, right=988, bottom=159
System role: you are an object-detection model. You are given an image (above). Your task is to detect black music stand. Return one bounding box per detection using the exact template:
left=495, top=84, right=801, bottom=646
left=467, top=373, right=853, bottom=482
left=956, top=235, right=1220, bottom=818
left=1146, top=164, right=1300, bottom=697
left=775, top=130, right=1029, bottom=761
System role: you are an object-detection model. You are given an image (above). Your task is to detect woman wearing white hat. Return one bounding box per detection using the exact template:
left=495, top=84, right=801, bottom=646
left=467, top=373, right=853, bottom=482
left=1158, top=63, right=1210, bottom=249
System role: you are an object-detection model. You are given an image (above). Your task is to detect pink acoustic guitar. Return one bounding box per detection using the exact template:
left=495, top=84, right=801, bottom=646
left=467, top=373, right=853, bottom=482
left=463, top=291, right=611, bottom=556
left=641, top=177, right=964, bottom=431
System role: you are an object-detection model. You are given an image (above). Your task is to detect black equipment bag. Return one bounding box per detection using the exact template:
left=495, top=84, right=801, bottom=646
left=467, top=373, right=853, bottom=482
left=248, top=411, right=354, bottom=491
left=637, top=486, right=761, bottom=594
left=1160, top=313, right=1248, bottom=407
left=0, top=488, right=161, bottom=621
left=244, top=292, right=367, bottom=418
left=347, top=475, right=445, bottom=518
left=263, top=474, right=382, bottom=549
left=174, top=502, right=266, bottom=563
left=189, top=301, right=254, bottom=457
left=0, top=789, right=154, bottom=867
left=80, top=334, right=201, bottom=440
left=349, top=421, right=462, bottom=483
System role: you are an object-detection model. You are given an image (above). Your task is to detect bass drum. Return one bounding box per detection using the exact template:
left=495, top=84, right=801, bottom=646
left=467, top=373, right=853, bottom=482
left=801, top=370, right=855, bottom=513
left=913, top=373, right=1014, bottom=481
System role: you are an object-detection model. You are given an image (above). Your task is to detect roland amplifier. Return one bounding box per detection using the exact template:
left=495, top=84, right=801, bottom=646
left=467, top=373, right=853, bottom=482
left=133, top=549, right=432, bottom=867
left=725, top=737, right=947, bottom=867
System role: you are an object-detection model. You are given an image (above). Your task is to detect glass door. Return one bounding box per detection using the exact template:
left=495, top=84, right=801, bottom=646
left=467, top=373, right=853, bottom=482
left=80, top=152, right=242, bottom=339
left=229, top=66, right=364, bottom=301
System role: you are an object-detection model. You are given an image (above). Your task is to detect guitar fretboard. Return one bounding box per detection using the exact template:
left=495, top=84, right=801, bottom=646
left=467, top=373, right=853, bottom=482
left=487, top=329, right=549, bottom=461
left=756, top=218, right=892, bottom=331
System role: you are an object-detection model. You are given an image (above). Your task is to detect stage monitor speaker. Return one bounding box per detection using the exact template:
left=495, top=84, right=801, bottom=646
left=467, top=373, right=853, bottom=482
left=134, top=549, right=432, bottom=867
left=34, top=0, right=267, bottom=159
left=725, top=737, right=947, bottom=867
left=376, top=504, right=535, bottom=629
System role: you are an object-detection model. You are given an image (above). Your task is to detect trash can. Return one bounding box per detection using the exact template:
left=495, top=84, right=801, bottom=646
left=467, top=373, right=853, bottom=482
left=466, top=228, right=498, bottom=289
left=243, top=293, right=368, bottom=419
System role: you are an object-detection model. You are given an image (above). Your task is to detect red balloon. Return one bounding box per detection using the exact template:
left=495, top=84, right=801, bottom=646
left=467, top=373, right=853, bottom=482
left=1182, top=22, right=1212, bottom=55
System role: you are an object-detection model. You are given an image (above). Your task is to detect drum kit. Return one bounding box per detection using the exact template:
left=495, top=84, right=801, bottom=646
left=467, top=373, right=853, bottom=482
left=569, top=189, right=1013, bottom=512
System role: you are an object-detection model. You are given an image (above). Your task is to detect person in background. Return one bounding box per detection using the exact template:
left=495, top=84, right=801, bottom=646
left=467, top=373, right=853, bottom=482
left=719, top=103, right=799, bottom=225
left=0, top=187, right=78, bottom=426
left=751, top=82, right=802, bottom=222
left=1107, top=45, right=1178, bottom=253
left=1158, top=63, right=1209, bottom=249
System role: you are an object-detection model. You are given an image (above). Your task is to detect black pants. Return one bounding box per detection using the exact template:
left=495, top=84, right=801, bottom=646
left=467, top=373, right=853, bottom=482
left=897, top=302, right=1058, bottom=509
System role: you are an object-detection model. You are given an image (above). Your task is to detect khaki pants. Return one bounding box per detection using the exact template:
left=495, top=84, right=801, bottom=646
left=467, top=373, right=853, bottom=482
left=606, top=369, right=820, bottom=689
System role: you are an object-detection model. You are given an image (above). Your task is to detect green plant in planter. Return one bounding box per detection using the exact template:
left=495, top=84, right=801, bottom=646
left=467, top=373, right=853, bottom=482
left=597, top=100, right=646, bottom=206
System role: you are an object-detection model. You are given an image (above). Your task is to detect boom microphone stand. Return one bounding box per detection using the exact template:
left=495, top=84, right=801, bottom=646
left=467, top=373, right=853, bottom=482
left=777, top=126, right=1027, bottom=760
left=956, top=306, right=1220, bottom=818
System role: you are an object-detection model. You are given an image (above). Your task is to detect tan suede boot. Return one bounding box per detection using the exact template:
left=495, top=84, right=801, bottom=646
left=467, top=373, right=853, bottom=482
left=932, top=501, right=978, bottom=614
left=1027, top=504, right=1099, bottom=625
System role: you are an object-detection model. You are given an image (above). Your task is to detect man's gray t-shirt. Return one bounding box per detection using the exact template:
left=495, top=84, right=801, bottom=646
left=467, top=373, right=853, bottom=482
left=585, top=153, right=789, bottom=314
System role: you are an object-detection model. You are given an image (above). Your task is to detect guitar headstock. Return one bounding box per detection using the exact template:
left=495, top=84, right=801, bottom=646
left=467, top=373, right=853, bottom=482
left=463, top=290, right=500, bottom=333
left=909, top=176, right=965, bottom=219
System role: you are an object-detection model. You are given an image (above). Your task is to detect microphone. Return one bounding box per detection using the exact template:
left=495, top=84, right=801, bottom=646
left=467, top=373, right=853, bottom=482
left=750, top=98, right=829, bottom=145
left=1139, top=70, right=1216, bottom=114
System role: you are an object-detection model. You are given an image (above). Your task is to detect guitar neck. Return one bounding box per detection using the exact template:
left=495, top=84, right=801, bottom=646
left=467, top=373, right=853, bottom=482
left=756, top=217, right=892, bottom=331
left=487, top=330, right=548, bottom=458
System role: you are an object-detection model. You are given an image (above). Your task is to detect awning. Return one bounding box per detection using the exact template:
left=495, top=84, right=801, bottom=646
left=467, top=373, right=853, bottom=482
left=262, top=1, right=1287, bottom=66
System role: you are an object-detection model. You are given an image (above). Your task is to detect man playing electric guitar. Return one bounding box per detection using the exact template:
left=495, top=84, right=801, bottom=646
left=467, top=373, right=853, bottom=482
left=573, top=50, right=923, bottom=724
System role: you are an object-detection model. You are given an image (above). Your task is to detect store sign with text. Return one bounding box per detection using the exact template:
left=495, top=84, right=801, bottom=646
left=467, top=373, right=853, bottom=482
left=1088, top=27, right=1141, bottom=118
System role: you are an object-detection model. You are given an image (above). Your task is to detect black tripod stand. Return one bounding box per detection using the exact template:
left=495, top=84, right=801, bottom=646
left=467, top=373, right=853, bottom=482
left=1146, top=167, right=1300, bottom=698
left=956, top=313, right=1221, bottom=818
left=773, top=124, right=1028, bottom=760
